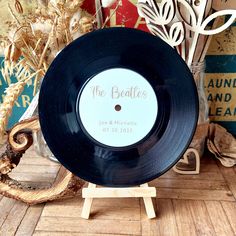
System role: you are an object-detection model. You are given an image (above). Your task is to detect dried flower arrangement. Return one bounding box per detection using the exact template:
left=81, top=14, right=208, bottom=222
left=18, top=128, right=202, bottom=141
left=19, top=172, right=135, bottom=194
left=0, top=0, right=97, bottom=203
left=0, top=0, right=97, bottom=145
left=0, top=0, right=124, bottom=204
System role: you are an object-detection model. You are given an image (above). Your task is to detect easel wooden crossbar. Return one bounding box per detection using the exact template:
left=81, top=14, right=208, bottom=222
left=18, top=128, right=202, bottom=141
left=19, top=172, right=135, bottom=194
left=81, top=183, right=156, bottom=219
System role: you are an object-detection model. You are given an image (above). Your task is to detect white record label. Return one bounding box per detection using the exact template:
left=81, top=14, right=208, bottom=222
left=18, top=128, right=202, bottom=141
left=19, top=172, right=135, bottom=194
left=78, top=68, right=158, bottom=147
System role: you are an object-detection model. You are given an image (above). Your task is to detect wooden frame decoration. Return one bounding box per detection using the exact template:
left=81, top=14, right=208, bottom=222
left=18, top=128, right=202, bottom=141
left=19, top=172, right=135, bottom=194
left=137, top=0, right=236, bottom=67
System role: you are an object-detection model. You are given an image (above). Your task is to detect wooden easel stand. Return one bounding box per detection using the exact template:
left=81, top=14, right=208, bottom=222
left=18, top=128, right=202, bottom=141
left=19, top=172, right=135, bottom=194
left=81, top=183, right=156, bottom=219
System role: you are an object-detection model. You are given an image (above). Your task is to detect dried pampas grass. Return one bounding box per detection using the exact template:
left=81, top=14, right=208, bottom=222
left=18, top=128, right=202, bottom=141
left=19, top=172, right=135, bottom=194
left=0, top=0, right=122, bottom=142
left=0, top=0, right=97, bottom=140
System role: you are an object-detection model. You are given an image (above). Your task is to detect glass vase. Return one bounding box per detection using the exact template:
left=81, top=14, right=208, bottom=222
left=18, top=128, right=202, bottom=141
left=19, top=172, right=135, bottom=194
left=191, top=61, right=209, bottom=125
left=33, top=130, right=58, bottom=162
left=190, top=61, right=209, bottom=159
left=173, top=62, right=209, bottom=173
left=32, top=105, right=58, bottom=163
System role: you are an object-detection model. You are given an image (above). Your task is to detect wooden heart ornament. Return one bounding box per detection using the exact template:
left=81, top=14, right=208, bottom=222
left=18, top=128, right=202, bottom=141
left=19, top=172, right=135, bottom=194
left=173, top=148, right=200, bottom=175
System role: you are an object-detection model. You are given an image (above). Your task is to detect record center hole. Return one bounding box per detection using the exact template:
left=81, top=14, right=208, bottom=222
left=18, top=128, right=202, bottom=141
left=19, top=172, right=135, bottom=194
left=115, top=105, right=121, bottom=112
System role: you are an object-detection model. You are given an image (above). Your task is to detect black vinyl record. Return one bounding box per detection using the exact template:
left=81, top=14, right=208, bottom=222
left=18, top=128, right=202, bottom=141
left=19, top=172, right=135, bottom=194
left=39, top=27, right=198, bottom=187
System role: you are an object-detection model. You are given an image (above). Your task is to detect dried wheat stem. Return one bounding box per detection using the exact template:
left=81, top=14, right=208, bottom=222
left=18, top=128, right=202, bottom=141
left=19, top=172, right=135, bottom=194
left=21, top=37, right=39, bottom=67
left=43, top=62, right=48, bottom=71
left=15, top=58, right=25, bottom=69
left=34, top=38, right=42, bottom=52
left=12, top=26, right=30, bottom=43
left=9, top=62, right=15, bottom=75
left=20, top=52, right=38, bottom=72
left=39, top=17, right=57, bottom=68
left=2, top=61, right=12, bottom=85
left=32, top=18, right=57, bottom=95
left=33, top=74, right=40, bottom=96
left=33, top=35, right=51, bottom=95
left=0, top=81, right=25, bottom=143
left=8, top=3, right=20, bottom=26
left=65, top=29, right=69, bottom=44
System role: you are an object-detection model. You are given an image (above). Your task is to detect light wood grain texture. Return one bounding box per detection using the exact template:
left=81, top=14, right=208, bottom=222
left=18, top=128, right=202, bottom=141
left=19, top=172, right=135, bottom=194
left=45, top=195, right=140, bottom=208
left=1, top=150, right=236, bottom=235
left=140, top=199, right=159, bottom=236
left=160, top=169, right=224, bottom=181
left=172, top=199, right=197, bottom=236
left=15, top=205, right=44, bottom=236
left=94, top=197, right=140, bottom=208
left=217, top=164, right=236, bottom=200
left=154, top=199, right=178, bottom=236
left=82, top=186, right=156, bottom=198
left=200, top=162, right=221, bottom=172
left=34, top=232, right=125, bottom=236
left=0, top=201, right=28, bottom=235
left=0, top=197, right=16, bottom=227
left=186, top=200, right=215, bottom=236
left=221, top=202, right=236, bottom=234
left=43, top=203, right=140, bottom=220
left=150, top=179, right=227, bottom=190
left=157, top=188, right=234, bottom=201
left=35, top=217, right=141, bottom=235
left=205, top=201, right=235, bottom=236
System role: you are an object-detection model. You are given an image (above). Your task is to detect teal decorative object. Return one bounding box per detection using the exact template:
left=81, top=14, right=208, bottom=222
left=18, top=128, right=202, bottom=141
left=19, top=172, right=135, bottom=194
left=0, top=57, right=34, bottom=129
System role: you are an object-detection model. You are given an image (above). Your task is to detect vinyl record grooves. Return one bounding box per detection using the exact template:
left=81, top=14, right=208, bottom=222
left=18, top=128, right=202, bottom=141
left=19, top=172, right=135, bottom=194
left=39, top=27, right=198, bottom=187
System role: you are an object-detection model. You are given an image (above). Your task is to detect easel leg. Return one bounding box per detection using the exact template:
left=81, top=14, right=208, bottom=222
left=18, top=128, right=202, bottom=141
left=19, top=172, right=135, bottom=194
left=141, top=184, right=156, bottom=219
left=81, top=183, right=96, bottom=219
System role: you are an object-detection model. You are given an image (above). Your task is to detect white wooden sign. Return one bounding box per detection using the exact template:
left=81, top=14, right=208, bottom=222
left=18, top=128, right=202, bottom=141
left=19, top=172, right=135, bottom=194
left=138, top=0, right=236, bottom=67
